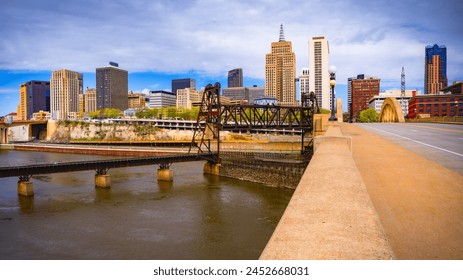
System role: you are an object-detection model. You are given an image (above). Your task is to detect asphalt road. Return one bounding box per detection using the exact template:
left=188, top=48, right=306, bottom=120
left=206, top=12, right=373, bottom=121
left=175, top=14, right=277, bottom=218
left=356, top=123, right=463, bottom=174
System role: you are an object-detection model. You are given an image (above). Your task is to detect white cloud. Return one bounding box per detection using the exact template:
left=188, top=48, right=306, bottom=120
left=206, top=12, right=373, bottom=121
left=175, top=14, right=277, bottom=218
left=0, top=0, right=462, bottom=88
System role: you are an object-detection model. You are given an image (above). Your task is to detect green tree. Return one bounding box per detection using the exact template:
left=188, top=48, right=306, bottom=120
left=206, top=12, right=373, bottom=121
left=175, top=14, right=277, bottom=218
left=89, top=110, right=100, bottom=119
left=104, top=108, right=122, bottom=118
left=319, top=108, right=331, bottom=115
left=88, top=108, right=123, bottom=119
left=359, top=108, right=379, bottom=123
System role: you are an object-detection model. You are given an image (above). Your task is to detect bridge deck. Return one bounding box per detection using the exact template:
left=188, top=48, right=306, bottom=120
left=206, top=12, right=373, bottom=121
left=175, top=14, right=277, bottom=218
left=0, top=153, right=216, bottom=178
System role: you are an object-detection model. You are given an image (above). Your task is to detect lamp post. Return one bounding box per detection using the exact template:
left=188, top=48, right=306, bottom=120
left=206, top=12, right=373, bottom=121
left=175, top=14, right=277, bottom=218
left=329, top=65, right=337, bottom=121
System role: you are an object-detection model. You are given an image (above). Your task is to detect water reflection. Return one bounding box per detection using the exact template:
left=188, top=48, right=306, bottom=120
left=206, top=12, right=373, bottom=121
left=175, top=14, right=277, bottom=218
left=94, top=187, right=112, bottom=203
left=18, top=196, right=34, bottom=214
left=0, top=150, right=293, bottom=259
left=158, top=180, right=173, bottom=192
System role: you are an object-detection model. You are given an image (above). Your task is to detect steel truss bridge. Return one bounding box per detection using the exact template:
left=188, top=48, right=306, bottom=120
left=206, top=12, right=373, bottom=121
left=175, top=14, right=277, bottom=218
left=189, top=82, right=319, bottom=163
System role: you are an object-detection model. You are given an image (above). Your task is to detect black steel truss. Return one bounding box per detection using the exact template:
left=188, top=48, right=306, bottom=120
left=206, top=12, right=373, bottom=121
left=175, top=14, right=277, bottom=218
left=189, top=83, right=222, bottom=163
left=189, top=85, right=319, bottom=162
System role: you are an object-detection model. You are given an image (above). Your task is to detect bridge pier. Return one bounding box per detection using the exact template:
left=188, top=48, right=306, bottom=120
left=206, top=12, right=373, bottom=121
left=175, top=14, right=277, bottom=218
left=95, top=169, right=111, bottom=188
left=157, top=163, right=173, bottom=181
left=203, top=162, right=220, bottom=176
left=18, top=175, right=34, bottom=196
left=0, top=127, right=8, bottom=144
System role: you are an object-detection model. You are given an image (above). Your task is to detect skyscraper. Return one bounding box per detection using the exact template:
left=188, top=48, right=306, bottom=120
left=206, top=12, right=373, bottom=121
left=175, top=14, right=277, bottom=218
left=228, top=68, right=243, bottom=88
left=309, top=36, right=330, bottom=109
left=172, top=78, right=196, bottom=95
left=96, top=63, right=128, bottom=111
left=18, top=80, right=50, bottom=120
left=265, top=24, right=296, bottom=105
left=50, top=70, right=83, bottom=120
left=425, top=44, right=447, bottom=94
left=299, top=69, right=310, bottom=99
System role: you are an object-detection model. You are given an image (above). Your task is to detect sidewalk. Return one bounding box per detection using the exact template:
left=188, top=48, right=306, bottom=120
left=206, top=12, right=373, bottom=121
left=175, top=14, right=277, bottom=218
left=342, top=123, right=463, bottom=259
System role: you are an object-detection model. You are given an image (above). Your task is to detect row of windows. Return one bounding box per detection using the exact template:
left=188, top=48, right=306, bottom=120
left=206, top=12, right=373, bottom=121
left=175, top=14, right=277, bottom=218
left=416, top=97, right=463, bottom=102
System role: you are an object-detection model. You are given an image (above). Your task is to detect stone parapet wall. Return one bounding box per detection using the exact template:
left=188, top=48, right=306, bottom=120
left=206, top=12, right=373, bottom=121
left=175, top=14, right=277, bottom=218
left=260, top=122, right=394, bottom=259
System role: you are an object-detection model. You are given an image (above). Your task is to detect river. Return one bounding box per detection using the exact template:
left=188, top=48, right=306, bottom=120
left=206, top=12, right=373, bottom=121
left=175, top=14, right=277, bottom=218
left=0, top=149, right=293, bottom=260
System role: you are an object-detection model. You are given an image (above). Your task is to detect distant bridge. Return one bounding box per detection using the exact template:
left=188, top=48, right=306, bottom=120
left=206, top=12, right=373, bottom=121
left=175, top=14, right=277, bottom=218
left=0, top=120, right=47, bottom=144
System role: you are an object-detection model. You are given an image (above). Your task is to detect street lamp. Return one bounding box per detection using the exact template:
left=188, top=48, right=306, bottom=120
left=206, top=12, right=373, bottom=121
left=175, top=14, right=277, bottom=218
left=329, top=65, right=337, bottom=121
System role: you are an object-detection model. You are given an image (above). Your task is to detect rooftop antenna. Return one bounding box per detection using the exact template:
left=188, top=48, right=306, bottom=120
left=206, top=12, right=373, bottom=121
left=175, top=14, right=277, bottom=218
left=401, top=66, right=406, bottom=115
left=279, top=24, right=285, bottom=42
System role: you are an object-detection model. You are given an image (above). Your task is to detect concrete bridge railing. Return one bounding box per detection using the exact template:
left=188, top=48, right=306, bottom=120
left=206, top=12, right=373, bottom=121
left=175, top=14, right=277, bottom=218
left=260, top=122, right=394, bottom=259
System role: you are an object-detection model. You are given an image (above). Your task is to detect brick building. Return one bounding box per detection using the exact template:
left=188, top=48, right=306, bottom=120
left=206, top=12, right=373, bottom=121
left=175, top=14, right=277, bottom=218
left=349, top=74, right=380, bottom=121
left=408, top=94, right=463, bottom=118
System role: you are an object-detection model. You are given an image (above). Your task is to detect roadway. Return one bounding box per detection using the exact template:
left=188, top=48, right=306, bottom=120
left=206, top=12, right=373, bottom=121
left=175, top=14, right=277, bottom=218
left=342, top=123, right=463, bottom=259
left=356, top=123, right=463, bottom=174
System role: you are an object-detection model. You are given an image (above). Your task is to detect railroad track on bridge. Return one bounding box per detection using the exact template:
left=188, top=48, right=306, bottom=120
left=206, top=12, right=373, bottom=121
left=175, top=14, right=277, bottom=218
left=0, top=153, right=217, bottom=178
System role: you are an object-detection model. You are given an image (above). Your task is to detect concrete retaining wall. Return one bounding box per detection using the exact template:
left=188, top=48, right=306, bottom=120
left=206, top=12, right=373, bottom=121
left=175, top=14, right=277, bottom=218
left=219, top=152, right=308, bottom=189
left=260, top=122, right=394, bottom=259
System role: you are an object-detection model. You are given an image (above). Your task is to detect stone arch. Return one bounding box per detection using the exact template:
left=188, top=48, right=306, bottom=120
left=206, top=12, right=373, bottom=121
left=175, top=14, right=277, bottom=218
left=379, top=97, right=405, bottom=123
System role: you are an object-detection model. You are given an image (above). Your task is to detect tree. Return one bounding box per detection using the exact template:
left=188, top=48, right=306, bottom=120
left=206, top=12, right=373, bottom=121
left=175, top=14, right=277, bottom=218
left=88, top=108, right=123, bottom=119
left=359, top=108, right=379, bottom=123
left=89, top=110, right=100, bottom=119
left=319, top=108, right=331, bottom=115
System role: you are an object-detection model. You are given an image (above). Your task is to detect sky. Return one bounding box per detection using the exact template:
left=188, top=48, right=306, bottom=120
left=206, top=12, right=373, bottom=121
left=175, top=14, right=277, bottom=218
left=1, top=0, right=462, bottom=116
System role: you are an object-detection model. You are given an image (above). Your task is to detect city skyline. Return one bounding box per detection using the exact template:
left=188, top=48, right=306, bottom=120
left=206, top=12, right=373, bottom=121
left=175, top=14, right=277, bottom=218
left=1, top=0, right=462, bottom=116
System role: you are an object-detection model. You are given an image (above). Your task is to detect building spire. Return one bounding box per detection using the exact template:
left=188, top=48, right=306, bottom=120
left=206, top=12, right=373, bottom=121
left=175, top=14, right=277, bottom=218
left=279, top=24, right=285, bottom=42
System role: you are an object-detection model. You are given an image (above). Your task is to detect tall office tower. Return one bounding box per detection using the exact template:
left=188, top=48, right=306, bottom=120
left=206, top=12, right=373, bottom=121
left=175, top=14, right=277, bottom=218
left=425, top=44, right=447, bottom=94
left=309, top=36, right=330, bottom=109
left=349, top=74, right=380, bottom=121
left=96, top=63, right=128, bottom=111
left=18, top=80, right=50, bottom=120
left=299, top=69, right=310, bottom=100
left=50, top=70, right=83, bottom=120
left=84, top=88, right=97, bottom=113
left=172, top=78, right=196, bottom=95
left=265, top=24, right=296, bottom=105
left=347, top=77, right=353, bottom=118
left=228, top=68, right=243, bottom=88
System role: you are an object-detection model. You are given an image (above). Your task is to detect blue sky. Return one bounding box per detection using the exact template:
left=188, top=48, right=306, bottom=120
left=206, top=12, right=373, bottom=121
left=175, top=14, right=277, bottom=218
left=1, top=0, right=462, bottom=116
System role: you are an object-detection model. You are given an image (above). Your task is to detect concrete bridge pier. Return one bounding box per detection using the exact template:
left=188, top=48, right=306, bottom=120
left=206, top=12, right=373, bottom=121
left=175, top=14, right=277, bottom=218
left=0, top=127, right=8, bottom=144
left=95, top=169, right=111, bottom=188
left=157, top=163, right=173, bottom=181
left=203, top=161, right=220, bottom=176
left=18, top=175, right=34, bottom=196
